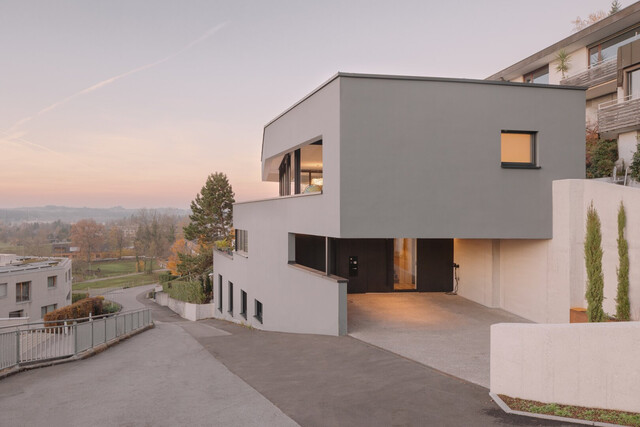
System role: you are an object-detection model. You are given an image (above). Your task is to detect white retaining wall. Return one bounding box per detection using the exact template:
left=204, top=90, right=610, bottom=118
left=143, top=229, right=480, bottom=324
left=491, top=322, right=640, bottom=413
left=154, top=292, right=215, bottom=321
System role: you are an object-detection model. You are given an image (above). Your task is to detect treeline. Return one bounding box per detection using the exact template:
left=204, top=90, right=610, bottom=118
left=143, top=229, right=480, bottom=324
left=0, top=211, right=188, bottom=267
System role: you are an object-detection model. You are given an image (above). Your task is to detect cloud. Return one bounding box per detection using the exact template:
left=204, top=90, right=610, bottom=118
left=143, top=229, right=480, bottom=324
left=6, top=22, right=227, bottom=135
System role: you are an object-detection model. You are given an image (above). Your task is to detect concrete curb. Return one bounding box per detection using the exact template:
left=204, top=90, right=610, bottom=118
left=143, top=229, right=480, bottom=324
left=0, top=323, right=154, bottom=381
left=489, top=392, right=624, bottom=427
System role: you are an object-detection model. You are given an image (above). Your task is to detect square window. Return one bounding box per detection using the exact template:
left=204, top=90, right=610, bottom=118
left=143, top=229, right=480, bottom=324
left=240, top=290, right=247, bottom=320
left=48, top=276, right=57, bottom=288
left=16, top=281, right=31, bottom=303
left=501, top=131, right=538, bottom=168
left=228, top=282, right=234, bottom=315
left=254, top=299, right=263, bottom=324
left=0, top=283, right=6, bottom=298
left=41, top=304, right=57, bottom=318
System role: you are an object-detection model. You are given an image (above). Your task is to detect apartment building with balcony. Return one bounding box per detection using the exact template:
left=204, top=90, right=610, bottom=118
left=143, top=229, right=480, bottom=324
left=488, top=2, right=640, bottom=166
left=212, top=72, right=586, bottom=336
left=0, top=254, right=72, bottom=321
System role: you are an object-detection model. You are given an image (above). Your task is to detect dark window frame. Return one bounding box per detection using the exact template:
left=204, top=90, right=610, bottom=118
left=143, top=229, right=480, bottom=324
left=501, top=130, right=540, bottom=169
left=16, top=281, right=31, bottom=303
left=254, top=299, right=263, bottom=324
left=228, top=282, right=234, bottom=315
left=240, top=290, right=247, bottom=320
left=47, top=275, right=57, bottom=288
left=523, top=65, right=549, bottom=84
left=217, top=274, right=223, bottom=311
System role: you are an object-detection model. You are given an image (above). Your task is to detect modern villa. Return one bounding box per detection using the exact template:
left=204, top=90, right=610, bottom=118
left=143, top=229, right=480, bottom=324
left=488, top=2, right=640, bottom=166
left=213, top=73, right=586, bottom=336
left=0, top=254, right=72, bottom=321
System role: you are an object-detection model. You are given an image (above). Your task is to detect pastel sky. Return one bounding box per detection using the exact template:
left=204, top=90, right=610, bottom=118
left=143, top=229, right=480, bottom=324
left=1, top=0, right=612, bottom=208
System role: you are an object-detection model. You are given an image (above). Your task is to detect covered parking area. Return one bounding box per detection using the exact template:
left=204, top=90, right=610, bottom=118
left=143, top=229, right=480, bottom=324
left=347, top=293, right=529, bottom=388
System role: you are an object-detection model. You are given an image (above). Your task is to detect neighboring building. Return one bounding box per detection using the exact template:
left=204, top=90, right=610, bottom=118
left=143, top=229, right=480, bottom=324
left=212, top=72, right=586, bottom=336
left=487, top=2, right=640, bottom=166
left=0, top=254, right=72, bottom=320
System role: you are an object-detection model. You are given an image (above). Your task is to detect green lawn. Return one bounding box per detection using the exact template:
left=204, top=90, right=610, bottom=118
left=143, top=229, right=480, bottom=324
left=73, top=259, right=160, bottom=282
left=91, top=259, right=138, bottom=276
left=73, top=272, right=160, bottom=290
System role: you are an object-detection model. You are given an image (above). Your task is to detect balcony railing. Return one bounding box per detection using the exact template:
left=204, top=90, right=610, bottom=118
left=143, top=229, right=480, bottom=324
left=560, top=58, right=617, bottom=87
left=598, top=95, right=640, bottom=136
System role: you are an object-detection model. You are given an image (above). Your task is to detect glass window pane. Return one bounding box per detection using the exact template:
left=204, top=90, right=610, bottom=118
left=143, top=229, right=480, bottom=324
left=501, top=133, right=533, bottom=163
left=629, top=69, right=640, bottom=99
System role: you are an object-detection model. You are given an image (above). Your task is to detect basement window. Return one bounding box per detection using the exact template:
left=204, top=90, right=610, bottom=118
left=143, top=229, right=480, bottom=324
left=254, top=299, right=263, bottom=324
left=218, top=275, right=223, bottom=312
left=501, top=131, right=539, bottom=169
left=240, top=290, right=247, bottom=320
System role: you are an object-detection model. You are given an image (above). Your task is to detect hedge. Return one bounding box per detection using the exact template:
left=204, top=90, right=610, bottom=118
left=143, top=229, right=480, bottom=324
left=44, top=296, right=104, bottom=326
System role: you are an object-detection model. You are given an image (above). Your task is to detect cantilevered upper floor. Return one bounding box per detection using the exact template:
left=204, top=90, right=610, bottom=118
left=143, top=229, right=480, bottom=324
left=254, top=73, right=586, bottom=240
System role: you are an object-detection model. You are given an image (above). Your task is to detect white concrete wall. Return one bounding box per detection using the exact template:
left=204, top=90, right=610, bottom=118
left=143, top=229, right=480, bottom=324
left=455, top=238, right=569, bottom=324
left=214, top=222, right=347, bottom=336
left=578, top=180, right=640, bottom=319
left=0, top=258, right=72, bottom=319
left=454, top=239, right=496, bottom=307
left=154, top=292, right=215, bottom=321
left=491, top=322, right=640, bottom=413
left=618, top=130, right=639, bottom=168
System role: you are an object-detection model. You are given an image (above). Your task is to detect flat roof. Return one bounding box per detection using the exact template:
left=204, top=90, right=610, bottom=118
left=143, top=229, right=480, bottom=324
left=263, top=72, right=587, bottom=131
left=487, top=2, right=640, bottom=81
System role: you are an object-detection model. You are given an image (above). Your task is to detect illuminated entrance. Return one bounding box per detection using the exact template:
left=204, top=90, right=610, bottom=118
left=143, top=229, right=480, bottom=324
left=393, top=238, right=416, bottom=290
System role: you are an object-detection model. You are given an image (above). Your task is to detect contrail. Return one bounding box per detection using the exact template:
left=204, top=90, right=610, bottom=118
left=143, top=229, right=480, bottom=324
left=6, top=22, right=227, bottom=134
left=0, top=129, right=58, bottom=154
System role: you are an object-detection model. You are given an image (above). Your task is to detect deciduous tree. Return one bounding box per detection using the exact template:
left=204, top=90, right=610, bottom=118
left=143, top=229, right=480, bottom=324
left=71, top=219, right=105, bottom=263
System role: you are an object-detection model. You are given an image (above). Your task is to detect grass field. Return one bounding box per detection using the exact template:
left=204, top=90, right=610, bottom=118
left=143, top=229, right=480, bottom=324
left=73, top=272, right=160, bottom=291
left=73, top=259, right=161, bottom=282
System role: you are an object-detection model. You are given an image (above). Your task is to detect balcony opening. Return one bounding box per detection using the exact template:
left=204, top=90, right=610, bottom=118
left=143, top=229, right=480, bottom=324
left=294, top=233, right=326, bottom=273
left=278, top=140, right=323, bottom=196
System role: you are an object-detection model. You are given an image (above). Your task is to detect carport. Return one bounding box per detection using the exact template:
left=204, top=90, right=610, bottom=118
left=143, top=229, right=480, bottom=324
left=347, top=293, right=529, bottom=388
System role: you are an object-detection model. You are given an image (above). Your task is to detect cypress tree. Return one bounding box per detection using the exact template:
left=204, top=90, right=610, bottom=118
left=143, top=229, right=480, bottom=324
left=584, top=202, right=606, bottom=322
left=616, top=201, right=630, bottom=320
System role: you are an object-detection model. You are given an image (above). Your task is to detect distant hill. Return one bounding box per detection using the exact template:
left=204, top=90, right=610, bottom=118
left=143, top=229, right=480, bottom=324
left=0, top=206, right=190, bottom=224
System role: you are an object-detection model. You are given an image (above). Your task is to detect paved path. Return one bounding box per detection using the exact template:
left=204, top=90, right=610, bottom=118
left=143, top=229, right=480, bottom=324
left=139, top=295, right=575, bottom=427
left=0, top=290, right=576, bottom=426
left=0, top=290, right=297, bottom=427
left=348, top=293, right=530, bottom=387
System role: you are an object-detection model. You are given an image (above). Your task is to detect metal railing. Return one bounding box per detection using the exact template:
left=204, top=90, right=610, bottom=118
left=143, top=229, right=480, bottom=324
left=560, top=57, right=617, bottom=87
left=0, top=308, right=152, bottom=372
left=598, top=94, right=640, bottom=135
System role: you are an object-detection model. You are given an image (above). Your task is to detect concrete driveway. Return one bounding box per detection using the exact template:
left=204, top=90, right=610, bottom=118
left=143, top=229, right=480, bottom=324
left=347, top=293, right=530, bottom=387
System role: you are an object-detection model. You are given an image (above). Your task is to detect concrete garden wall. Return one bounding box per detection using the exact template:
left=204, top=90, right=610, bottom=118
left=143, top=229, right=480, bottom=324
left=154, top=292, right=215, bottom=321
left=491, top=322, right=640, bottom=413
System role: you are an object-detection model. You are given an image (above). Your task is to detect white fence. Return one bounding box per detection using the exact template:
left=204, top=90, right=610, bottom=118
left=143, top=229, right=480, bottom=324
left=0, top=308, right=152, bottom=371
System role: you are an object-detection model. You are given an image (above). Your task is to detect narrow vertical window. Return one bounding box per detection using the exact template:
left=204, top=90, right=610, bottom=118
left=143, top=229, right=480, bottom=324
left=228, top=282, right=234, bottom=315
left=218, top=275, right=223, bottom=311
left=254, top=299, right=263, bottom=324
left=240, top=290, right=247, bottom=319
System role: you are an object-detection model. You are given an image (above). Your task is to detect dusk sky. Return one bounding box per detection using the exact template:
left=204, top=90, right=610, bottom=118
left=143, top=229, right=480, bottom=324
left=1, top=0, right=612, bottom=208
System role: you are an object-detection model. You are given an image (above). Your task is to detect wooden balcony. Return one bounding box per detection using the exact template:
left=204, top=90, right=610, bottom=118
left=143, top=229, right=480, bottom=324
left=560, top=58, right=617, bottom=88
left=598, top=96, right=640, bottom=137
